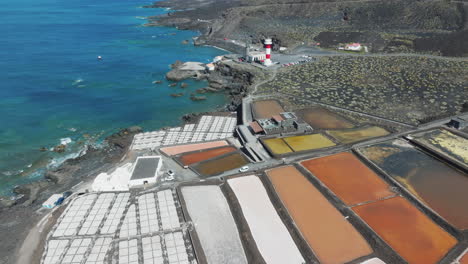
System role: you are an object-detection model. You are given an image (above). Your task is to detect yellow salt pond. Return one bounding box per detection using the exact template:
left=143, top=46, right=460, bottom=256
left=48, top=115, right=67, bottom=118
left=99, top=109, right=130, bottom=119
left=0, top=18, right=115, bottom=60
left=328, top=126, right=389, bottom=144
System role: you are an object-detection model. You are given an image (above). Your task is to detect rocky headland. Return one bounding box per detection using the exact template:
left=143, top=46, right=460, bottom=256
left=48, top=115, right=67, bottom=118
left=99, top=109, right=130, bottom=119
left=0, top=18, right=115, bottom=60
left=166, top=58, right=271, bottom=111
left=145, top=0, right=468, bottom=57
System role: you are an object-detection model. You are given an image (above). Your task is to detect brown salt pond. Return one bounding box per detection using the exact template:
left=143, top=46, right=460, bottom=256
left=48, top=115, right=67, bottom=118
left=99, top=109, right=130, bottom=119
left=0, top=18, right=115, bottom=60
left=360, top=139, right=468, bottom=230
left=192, top=152, right=249, bottom=176
left=301, top=152, right=394, bottom=206
left=266, top=166, right=373, bottom=264
left=353, top=196, right=457, bottom=264
left=328, top=126, right=389, bottom=144
left=160, top=140, right=228, bottom=156
left=252, top=100, right=284, bottom=119
left=178, top=146, right=237, bottom=166
left=297, top=107, right=355, bottom=129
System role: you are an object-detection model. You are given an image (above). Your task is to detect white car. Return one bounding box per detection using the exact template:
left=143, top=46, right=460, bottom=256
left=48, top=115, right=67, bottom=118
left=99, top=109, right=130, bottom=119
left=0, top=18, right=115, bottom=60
left=167, top=170, right=175, bottom=177
left=239, top=166, right=249, bottom=173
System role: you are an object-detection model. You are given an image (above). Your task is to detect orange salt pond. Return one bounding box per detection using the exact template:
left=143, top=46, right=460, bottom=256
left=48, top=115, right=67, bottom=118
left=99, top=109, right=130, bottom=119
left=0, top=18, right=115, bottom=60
left=301, top=152, right=394, bottom=205
left=459, top=251, right=468, bottom=264
left=353, top=196, right=457, bottom=264
left=266, top=166, right=373, bottom=264
left=178, top=146, right=237, bottom=166
left=160, top=140, right=228, bottom=156
left=360, top=140, right=468, bottom=230
left=252, top=100, right=284, bottom=119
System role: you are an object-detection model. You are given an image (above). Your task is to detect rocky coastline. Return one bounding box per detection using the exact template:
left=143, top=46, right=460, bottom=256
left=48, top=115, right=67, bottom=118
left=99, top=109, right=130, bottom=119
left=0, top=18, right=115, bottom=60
left=145, top=0, right=468, bottom=57
left=0, top=126, right=144, bottom=263
left=166, top=57, right=270, bottom=111
left=0, top=17, right=270, bottom=263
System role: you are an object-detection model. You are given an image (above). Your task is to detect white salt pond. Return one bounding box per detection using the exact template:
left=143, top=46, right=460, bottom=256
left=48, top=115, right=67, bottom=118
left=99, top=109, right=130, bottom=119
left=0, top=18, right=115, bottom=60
left=360, top=258, right=386, bottom=264
left=181, top=185, right=247, bottom=264
left=228, top=175, right=305, bottom=264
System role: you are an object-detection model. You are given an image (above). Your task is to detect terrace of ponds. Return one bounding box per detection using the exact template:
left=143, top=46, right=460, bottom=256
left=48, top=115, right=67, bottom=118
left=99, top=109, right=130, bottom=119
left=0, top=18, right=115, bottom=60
left=359, top=139, right=468, bottom=230
left=353, top=196, right=457, bottom=264
left=266, top=166, right=373, bottom=264
left=300, top=152, right=395, bottom=206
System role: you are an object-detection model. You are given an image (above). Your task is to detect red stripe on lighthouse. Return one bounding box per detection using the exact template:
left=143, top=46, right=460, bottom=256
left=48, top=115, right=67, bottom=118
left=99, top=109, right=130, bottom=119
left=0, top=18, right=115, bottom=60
left=265, top=44, right=272, bottom=49
left=266, top=53, right=271, bottom=59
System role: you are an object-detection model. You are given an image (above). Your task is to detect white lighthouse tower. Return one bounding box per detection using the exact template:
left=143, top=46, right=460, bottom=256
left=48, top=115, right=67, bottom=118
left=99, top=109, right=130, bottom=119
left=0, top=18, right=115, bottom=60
left=263, top=38, right=273, bottom=66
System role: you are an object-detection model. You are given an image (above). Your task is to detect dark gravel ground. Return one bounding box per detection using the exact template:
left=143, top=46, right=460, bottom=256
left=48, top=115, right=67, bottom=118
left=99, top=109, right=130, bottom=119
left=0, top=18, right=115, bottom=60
left=257, top=56, right=468, bottom=125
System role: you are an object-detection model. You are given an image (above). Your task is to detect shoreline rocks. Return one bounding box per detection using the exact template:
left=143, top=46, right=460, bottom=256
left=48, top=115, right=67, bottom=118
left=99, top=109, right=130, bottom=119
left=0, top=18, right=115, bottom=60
left=7, top=126, right=142, bottom=209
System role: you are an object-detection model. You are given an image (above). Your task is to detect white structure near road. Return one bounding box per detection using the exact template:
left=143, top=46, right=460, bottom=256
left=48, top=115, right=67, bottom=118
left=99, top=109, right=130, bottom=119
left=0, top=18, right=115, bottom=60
left=131, top=115, right=237, bottom=150
left=42, top=194, right=63, bottom=209
left=128, top=156, right=162, bottom=187
left=344, top=43, right=362, bottom=51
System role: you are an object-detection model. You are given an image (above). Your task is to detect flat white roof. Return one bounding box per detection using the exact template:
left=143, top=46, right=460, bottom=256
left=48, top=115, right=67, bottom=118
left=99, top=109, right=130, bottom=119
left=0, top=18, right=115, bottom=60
left=130, top=156, right=161, bottom=181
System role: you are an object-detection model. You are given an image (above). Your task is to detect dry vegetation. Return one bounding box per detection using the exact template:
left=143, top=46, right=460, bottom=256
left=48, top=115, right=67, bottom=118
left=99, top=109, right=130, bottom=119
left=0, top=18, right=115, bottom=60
left=258, top=56, right=468, bottom=125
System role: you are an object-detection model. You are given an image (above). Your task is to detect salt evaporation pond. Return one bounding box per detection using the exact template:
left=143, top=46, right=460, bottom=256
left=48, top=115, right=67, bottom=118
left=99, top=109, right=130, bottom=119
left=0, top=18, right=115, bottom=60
left=353, top=196, right=457, bottom=264
left=328, top=126, right=389, bottom=144
left=192, top=152, right=249, bottom=177
left=360, top=139, right=468, bottom=230
left=177, top=146, right=237, bottom=166
left=228, top=175, right=304, bottom=264
left=411, top=128, right=468, bottom=165
left=160, top=141, right=228, bottom=156
left=266, top=166, right=373, bottom=264
left=252, top=100, right=284, bottom=119
left=180, top=185, right=247, bottom=264
left=297, top=107, right=355, bottom=129
left=301, top=152, right=394, bottom=205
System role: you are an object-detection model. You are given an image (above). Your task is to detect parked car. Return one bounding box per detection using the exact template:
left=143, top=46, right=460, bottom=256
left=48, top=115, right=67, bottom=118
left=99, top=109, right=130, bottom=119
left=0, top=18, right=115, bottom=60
left=62, top=191, right=73, bottom=199
left=239, top=166, right=249, bottom=173
left=54, top=197, right=65, bottom=206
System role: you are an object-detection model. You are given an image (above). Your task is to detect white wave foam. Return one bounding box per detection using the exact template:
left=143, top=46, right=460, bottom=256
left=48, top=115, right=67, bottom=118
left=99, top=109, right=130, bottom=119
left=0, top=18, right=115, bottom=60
left=60, top=137, right=72, bottom=145
left=72, top=79, right=84, bottom=85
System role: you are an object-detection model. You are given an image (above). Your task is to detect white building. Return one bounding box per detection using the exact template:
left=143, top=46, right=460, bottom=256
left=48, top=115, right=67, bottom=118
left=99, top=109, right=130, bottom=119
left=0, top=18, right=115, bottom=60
left=42, top=194, right=63, bottom=209
left=246, top=51, right=266, bottom=63
left=344, top=43, right=362, bottom=51
left=206, top=63, right=215, bottom=71
left=128, top=156, right=163, bottom=187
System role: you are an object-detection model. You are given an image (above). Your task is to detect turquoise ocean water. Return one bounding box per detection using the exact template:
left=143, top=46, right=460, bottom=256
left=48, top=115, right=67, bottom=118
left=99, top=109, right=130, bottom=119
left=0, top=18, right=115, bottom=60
left=0, top=0, right=226, bottom=195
